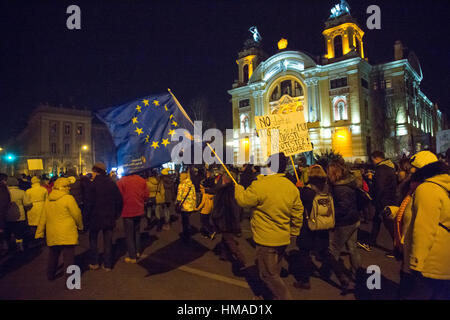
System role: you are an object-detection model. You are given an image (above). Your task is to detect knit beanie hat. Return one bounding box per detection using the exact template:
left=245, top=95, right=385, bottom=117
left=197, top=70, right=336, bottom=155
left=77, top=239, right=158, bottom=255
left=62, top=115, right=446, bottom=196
left=31, top=176, right=40, bottom=184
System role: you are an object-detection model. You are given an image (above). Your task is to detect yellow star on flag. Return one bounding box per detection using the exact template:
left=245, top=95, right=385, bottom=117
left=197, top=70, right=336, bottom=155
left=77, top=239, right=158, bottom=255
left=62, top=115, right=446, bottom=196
left=135, top=127, right=143, bottom=135
left=168, top=129, right=175, bottom=136
left=171, top=120, right=178, bottom=127
left=145, top=135, right=150, bottom=143
left=132, top=117, right=138, bottom=124
left=169, top=114, right=174, bottom=119
left=153, top=100, right=160, bottom=106
left=136, top=105, right=142, bottom=113
left=164, top=105, right=168, bottom=111
left=162, top=138, right=170, bottom=147
left=142, top=99, right=149, bottom=106
left=151, top=141, right=160, bottom=149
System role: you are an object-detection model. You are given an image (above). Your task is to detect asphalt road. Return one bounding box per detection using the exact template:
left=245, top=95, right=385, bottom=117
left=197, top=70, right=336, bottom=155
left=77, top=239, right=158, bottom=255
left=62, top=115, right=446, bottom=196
left=0, top=212, right=401, bottom=300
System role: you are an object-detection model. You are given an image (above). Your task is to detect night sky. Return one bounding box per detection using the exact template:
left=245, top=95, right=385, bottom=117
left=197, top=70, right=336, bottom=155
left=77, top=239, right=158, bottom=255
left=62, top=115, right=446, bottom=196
left=1, top=0, right=449, bottom=145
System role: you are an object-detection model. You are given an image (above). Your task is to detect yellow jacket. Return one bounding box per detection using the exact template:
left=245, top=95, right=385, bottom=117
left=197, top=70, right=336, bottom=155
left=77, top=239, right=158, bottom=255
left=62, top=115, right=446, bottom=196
left=195, top=192, right=214, bottom=215
left=235, top=173, right=304, bottom=247
left=147, top=177, right=166, bottom=204
left=25, top=183, right=48, bottom=226
left=404, top=174, right=450, bottom=280
left=35, top=189, right=83, bottom=246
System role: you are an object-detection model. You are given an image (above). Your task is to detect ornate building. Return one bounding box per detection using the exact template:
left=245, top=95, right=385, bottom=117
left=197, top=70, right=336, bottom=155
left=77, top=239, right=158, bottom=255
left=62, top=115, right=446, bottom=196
left=228, top=1, right=444, bottom=164
left=12, top=104, right=116, bottom=176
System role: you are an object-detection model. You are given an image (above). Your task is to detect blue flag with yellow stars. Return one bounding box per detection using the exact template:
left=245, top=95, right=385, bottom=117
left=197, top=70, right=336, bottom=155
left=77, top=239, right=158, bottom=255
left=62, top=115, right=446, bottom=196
left=96, top=93, right=194, bottom=174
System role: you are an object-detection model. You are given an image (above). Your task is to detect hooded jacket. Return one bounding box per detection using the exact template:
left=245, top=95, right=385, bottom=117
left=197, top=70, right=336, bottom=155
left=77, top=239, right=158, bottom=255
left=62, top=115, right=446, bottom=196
left=147, top=176, right=166, bottom=204
left=234, top=173, right=303, bottom=247
left=7, top=186, right=32, bottom=222
left=25, top=182, right=48, bottom=226
left=35, top=189, right=83, bottom=246
left=85, top=174, right=123, bottom=231
left=176, top=176, right=196, bottom=213
left=402, top=162, right=450, bottom=280
left=161, top=175, right=176, bottom=203
left=330, top=174, right=360, bottom=227
left=372, top=159, right=398, bottom=212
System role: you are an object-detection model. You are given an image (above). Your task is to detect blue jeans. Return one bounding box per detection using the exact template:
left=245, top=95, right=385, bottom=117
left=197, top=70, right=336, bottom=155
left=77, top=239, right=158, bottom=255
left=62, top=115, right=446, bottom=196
left=89, top=229, right=113, bottom=268
left=329, top=221, right=361, bottom=274
left=123, top=216, right=142, bottom=259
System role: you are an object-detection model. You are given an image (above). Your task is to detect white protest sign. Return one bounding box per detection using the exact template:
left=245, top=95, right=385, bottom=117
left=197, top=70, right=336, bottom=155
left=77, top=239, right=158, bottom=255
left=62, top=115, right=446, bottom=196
left=436, top=129, right=450, bottom=154
left=255, top=112, right=312, bottom=159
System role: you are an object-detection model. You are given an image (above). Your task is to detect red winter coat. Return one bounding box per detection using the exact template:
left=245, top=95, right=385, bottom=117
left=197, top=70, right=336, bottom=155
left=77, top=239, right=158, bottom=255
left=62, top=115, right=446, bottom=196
left=117, top=175, right=149, bottom=218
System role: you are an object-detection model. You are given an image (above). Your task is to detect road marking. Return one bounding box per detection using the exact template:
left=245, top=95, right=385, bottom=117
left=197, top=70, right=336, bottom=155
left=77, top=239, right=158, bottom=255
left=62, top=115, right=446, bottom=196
left=147, top=256, right=250, bottom=289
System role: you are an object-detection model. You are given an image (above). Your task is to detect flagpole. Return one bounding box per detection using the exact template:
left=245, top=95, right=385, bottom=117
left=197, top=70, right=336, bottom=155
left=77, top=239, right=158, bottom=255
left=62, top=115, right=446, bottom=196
left=290, top=156, right=300, bottom=184
left=168, top=88, right=238, bottom=185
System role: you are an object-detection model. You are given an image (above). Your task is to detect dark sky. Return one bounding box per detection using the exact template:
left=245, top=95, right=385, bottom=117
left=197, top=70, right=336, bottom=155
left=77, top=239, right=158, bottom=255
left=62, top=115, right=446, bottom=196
left=1, top=0, right=449, bottom=145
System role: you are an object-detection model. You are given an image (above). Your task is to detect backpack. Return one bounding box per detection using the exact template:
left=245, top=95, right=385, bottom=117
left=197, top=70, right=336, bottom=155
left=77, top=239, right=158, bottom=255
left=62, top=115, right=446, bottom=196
left=307, top=186, right=335, bottom=231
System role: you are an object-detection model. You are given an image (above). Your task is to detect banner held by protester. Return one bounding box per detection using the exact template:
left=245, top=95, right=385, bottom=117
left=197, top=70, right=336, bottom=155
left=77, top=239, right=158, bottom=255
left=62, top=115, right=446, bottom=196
left=255, top=111, right=312, bottom=160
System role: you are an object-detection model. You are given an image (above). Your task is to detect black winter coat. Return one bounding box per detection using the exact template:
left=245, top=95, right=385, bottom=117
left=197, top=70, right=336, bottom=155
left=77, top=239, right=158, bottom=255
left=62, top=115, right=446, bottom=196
left=85, top=174, right=123, bottom=231
left=0, top=183, right=10, bottom=230
left=331, top=175, right=360, bottom=227
left=372, top=159, right=397, bottom=212
left=212, top=183, right=241, bottom=234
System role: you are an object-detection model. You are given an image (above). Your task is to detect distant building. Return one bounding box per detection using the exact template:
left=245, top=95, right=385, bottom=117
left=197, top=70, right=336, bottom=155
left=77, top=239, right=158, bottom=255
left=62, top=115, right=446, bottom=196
left=228, top=1, right=445, bottom=164
left=12, top=104, right=116, bottom=176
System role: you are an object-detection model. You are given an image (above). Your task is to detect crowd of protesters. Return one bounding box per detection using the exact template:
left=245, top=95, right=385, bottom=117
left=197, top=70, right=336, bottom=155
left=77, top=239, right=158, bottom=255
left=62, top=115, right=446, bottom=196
left=0, top=147, right=448, bottom=300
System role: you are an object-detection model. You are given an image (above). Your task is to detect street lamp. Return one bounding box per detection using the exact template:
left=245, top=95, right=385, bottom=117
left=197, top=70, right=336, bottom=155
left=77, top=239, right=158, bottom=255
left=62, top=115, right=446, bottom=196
left=79, top=145, right=89, bottom=175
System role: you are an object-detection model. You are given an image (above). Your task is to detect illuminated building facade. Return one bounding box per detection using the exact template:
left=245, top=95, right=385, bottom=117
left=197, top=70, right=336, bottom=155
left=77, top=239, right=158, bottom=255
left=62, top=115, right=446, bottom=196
left=13, top=104, right=116, bottom=175
left=229, top=2, right=444, bottom=164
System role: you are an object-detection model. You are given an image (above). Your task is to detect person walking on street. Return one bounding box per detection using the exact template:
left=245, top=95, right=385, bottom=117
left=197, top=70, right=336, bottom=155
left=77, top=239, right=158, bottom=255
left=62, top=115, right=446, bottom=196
left=25, top=176, right=48, bottom=247
left=35, top=177, right=83, bottom=281
left=235, top=153, right=303, bottom=300
left=327, top=161, right=363, bottom=290
left=5, top=177, right=32, bottom=252
left=364, top=151, right=397, bottom=254
left=294, top=165, right=342, bottom=290
left=176, top=171, right=197, bottom=243
left=212, top=172, right=245, bottom=272
left=85, top=163, right=123, bottom=271
left=117, top=171, right=148, bottom=263
left=398, top=151, right=450, bottom=299
left=147, top=173, right=168, bottom=231
left=0, top=174, right=11, bottom=256
left=161, top=168, right=176, bottom=227
left=196, top=170, right=216, bottom=239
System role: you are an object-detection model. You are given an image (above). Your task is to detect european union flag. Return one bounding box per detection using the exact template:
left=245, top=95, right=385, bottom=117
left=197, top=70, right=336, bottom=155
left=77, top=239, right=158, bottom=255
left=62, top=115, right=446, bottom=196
left=96, top=92, right=194, bottom=174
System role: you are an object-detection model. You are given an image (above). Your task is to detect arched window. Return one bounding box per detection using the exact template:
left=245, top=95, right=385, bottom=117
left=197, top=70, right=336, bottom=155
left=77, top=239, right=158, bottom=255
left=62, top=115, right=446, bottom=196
left=280, top=80, right=292, bottom=96
left=270, top=80, right=304, bottom=102
left=270, top=86, right=280, bottom=102
left=243, top=65, right=249, bottom=83
left=294, top=82, right=303, bottom=97
left=356, top=38, right=361, bottom=57
left=334, top=35, right=343, bottom=58
left=240, top=114, right=250, bottom=133
left=333, top=96, right=348, bottom=121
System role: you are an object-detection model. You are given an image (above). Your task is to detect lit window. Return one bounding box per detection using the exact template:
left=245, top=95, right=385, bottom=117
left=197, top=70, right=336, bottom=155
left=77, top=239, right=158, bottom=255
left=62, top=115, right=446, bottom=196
left=77, top=125, right=83, bottom=136
left=280, top=80, right=292, bottom=96
left=333, top=96, right=348, bottom=121
left=240, top=114, right=250, bottom=133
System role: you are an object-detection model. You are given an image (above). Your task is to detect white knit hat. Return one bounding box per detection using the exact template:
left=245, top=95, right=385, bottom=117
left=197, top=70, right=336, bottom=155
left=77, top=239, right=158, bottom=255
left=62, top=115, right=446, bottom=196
left=410, top=151, right=438, bottom=169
